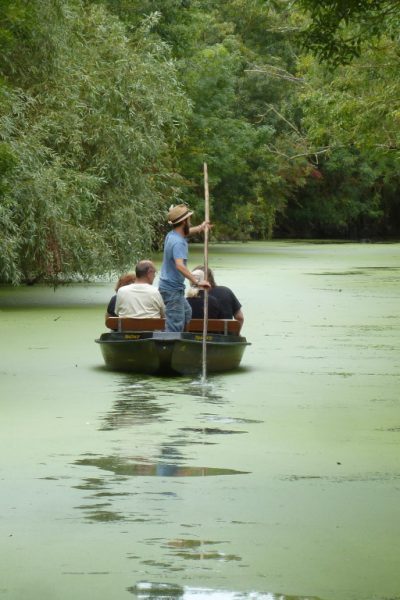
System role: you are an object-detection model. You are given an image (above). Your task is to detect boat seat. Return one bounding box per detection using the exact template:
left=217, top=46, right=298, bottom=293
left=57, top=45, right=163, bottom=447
left=105, top=317, right=241, bottom=335
left=106, top=317, right=166, bottom=332
left=185, top=319, right=241, bottom=335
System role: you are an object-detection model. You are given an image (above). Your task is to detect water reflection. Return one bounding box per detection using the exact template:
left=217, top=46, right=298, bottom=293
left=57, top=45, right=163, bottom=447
left=74, top=503, right=125, bottom=523
left=309, top=266, right=400, bottom=276
left=281, top=472, right=400, bottom=483
left=74, top=455, right=249, bottom=477
left=75, top=368, right=252, bottom=524
left=99, top=388, right=170, bottom=430
left=115, top=374, right=225, bottom=402
left=99, top=375, right=226, bottom=431
left=127, top=583, right=326, bottom=600
left=200, top=414, right=263, bottom=425
left=164, top=539, right=241, bottom=562
left=71, top=471, right=137, bottom=522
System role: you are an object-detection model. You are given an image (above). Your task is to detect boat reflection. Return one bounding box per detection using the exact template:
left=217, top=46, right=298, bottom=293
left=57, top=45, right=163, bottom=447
left=99, top=389, right=169, bottom=430
left=99, top=374, right=226, bottom=431
left=114, top=373, right=225, bottom=402
left=74, top=454, right=249, bottom=477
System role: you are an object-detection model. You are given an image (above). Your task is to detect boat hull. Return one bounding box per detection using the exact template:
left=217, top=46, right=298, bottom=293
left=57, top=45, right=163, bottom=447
left=96, top=331, right=249, bottom=375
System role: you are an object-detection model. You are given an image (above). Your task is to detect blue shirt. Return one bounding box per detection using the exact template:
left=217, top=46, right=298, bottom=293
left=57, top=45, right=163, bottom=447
left=159, top=230, right=188, bottom=292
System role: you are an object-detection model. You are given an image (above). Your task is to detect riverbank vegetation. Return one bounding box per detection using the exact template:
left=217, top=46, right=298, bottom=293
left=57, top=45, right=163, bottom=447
left=1, top=0, right=399, bottom=283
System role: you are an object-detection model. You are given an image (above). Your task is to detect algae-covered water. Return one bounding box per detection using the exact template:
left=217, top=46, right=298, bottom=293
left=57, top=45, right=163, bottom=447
left=0, top=241, right=399, bottom=600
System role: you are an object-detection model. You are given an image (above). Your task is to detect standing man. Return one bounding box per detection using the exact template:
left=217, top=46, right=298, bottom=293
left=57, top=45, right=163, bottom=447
left=116, top=260, right=165, bottom=318
left=159, top=204, right=210, bottom=332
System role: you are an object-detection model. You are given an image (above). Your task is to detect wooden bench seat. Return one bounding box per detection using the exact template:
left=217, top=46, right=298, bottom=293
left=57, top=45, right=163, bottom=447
left=186, top=319, right=241, bottom=335
left=106, top=317, right=165, bottom=332
left=105, top=317, right=241, bottom=335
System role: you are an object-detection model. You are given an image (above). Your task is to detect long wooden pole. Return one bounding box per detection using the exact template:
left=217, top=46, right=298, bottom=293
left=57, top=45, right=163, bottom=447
left=201, top=162, right=210, bottom=384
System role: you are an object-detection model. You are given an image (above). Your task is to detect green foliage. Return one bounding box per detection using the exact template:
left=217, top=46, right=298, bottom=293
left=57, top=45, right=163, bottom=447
left=2, top=0, right=400, bottom=285
left=165, top=1, right=307, bottom=239
left=277, top=148, right=386, bottom=238
left=0, top=133, right=19, bottom=283
left=293, top=34, right=400, bottom=237
left=300, top=39, right=400, bottom=157
left=0, top=1, right=189, bottom=283
left=97, top=0, right=311, bottom=241
left=299, top=0, right=400, bottom=65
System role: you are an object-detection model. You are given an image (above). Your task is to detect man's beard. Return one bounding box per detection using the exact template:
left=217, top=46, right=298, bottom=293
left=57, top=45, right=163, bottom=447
left=183, top=220, right=190, bottom=236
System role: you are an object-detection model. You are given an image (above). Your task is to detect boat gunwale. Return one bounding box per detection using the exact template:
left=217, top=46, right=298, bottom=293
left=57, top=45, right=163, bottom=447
left=95, top=332, right=250, bottom=347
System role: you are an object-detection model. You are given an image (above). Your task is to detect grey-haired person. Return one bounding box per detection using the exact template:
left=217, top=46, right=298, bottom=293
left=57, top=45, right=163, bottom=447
left=186, top=269, right=223, bottom=319
left=116, top=260, right=165, bottom=318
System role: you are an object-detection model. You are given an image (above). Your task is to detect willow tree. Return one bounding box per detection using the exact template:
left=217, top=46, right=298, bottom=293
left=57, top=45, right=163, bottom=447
left=0, top=1, right=189, bottom=283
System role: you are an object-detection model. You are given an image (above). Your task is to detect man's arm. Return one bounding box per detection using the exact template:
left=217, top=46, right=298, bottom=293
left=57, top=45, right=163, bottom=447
left=175, top=258, right=210, bottom=288
left=106, top=295, right=117, bottom=318
left=115, top=290, right=122, bottom=316
left=189, top=221, right=211, bottom=236
left=233, top=308, right=244, bottom=332
left=156, top=292, right=166, bottom=318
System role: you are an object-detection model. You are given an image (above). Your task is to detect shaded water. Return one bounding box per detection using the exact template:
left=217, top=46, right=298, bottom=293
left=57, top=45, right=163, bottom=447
left=1, top=242, right=400, bottom=600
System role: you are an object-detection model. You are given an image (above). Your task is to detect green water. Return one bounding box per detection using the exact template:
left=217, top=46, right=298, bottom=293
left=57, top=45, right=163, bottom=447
left=1, top=242, right=399, bottom=600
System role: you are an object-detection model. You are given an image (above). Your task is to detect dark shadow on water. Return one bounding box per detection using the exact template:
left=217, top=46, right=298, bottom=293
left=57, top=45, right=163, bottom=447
left=308, top=270, right=368, bottom=276
left=0, top=282, right=112, bottom=308
left=357, top=265, right=400, bottom=270
left=179, top=427, right=246, bottom=435
left=281, top=471, right=400, bottom=483
left=308, top=266, right=400, bottom=277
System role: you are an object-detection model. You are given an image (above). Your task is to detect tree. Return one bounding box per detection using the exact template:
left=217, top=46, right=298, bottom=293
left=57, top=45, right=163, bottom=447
left=276, top=147, right=387, bottom=238
left=299, top=0, right=400, bottom=64
left=0, top=1, right=189, bottom=283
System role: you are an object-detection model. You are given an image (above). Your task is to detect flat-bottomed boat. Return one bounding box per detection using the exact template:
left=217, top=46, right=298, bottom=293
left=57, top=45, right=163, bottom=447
left=96, top=317, right=250, bottom=375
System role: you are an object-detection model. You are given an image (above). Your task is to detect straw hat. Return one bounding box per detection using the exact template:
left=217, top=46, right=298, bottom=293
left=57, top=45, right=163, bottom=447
left=167, top=204, right=193, bottom=225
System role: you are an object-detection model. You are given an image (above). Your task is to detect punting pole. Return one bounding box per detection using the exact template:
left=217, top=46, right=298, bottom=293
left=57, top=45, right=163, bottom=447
left=201, top=162, right=210, bottom=385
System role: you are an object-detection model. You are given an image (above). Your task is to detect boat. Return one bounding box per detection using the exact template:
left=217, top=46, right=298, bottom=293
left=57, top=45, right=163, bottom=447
left=95, top=317, right=250, bottom=375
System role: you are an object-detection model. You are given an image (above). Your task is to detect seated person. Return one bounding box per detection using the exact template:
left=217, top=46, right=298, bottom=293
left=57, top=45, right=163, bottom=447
left=194, top=265, right=244, bottom=331
left=107, top=272, right=136, bottom=317
left=115, top=260, right=165, bottom=318
left=186, top=269, right=223, bottom=319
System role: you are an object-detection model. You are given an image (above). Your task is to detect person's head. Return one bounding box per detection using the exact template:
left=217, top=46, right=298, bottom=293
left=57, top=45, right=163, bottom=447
left=135, top=260, right=157, bottom=283
left=193, top=265, right=216, bottom=288
left=167, top=204, right=193, bottom=236
left=186, top=269, right=205, bottom=298
left=115, top=272, right=136, bottom=291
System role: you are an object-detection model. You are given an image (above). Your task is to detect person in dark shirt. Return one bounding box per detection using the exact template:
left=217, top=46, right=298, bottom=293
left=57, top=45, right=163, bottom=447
left=186, top=269, right=223, bottom=319
left=193, top=265, right=244, bottom=332
left=106, top=272, right=136, bottom=317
